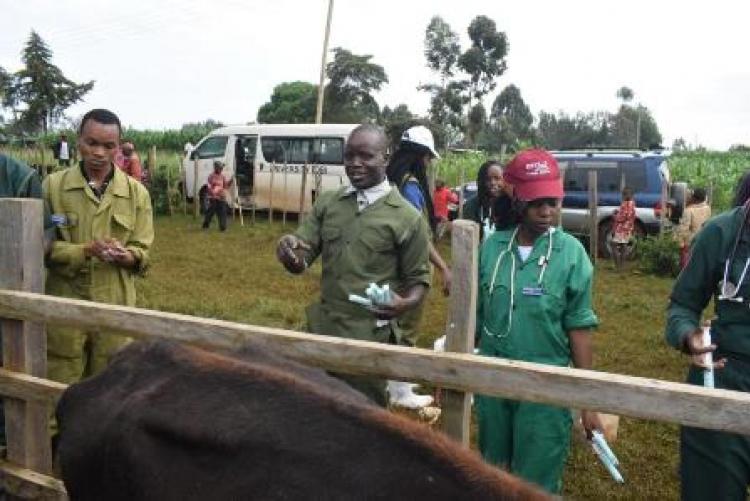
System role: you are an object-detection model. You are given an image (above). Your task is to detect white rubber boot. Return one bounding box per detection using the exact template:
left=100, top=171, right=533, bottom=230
left=388, top=380, right=434, bottom=409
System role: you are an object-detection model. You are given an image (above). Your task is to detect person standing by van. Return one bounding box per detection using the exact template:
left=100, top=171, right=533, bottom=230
left=276, top=124, right=431, bottom=406
left=202, top=160, right=233, bottom=232
left=475, top=149, right=602, bottom=494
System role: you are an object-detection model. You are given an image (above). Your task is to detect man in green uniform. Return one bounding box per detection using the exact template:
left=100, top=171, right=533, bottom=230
left=43, top=109, right=154, bottom=387
left=666, top=202, right=750, bottom=501
left=475, top=149, right=602, bottom=494
left=276, top=124, right=431, bottom=406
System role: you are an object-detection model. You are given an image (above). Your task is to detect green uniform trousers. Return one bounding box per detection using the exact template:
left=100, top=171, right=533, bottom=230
left=681, top=360, right=750, bottom=501
left=476, top=394, right=571, bottom=494
left=477, top=330, right=574, bottom=494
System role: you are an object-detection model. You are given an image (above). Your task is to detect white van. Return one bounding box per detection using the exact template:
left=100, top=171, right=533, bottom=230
left=182, top=124, right=358, bottom=212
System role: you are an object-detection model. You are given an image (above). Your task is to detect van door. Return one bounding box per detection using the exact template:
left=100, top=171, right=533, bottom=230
left=234, top=135, right=257, bottom=204
left=183, top=135, right=229, bottom=199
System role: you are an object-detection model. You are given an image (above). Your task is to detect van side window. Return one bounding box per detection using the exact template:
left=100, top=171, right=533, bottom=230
left=261, top=137, right=313, bottom=163
left=193, top=136, right=228, bottom=159
left=315, top=138, right=344, bottom=164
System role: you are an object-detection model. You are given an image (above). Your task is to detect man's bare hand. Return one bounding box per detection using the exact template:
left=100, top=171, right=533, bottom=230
left=277, top=234, right=310, bottom=274
left=684, top=323, right=727, bottom=370
left=370, top=291, right=412, bottom=320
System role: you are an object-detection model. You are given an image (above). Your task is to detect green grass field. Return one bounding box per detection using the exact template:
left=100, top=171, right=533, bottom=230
left=137, top=213, right=686, bottom=499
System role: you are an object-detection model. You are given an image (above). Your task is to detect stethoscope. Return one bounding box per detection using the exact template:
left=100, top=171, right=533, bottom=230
left=483, top=226, right=555, bottom=339
left=718, top=202, right=750, bottom=302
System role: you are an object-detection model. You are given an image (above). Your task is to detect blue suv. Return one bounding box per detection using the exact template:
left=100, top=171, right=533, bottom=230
left=552, top=150, right=687, bottom=257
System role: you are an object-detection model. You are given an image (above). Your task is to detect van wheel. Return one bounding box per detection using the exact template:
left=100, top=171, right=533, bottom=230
left=600, top=219, right=646, bottom=260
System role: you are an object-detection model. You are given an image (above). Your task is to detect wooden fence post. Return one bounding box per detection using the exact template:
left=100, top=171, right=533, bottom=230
left=457, top=165, right=466, bottom=220
left=440, top=220, right=479, bottom=446
left=588, top=170, right=598, bottom=262
left=282, top=168, right=288, bottom=227
left=0, top=199, right=52, bottom=475
left=193, top=157, right=200, bottom=219
left=269, top=163, right=276, bottom=225
left=299, top=163, right=308, bottom=222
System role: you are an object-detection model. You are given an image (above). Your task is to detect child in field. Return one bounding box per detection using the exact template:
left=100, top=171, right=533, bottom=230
left=611, top=187, right=636, bottom=271
left=432, top=179, right=458, bottom=240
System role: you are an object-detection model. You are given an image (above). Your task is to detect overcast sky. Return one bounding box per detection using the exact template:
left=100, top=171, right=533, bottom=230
left=3, top=0, right=748, bottom=149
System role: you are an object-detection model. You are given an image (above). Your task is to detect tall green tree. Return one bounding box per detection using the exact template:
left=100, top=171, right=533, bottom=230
left=323, top=47, right=388, bottom=123
left=3, top=31, right=94, bottom=133
left=257, top=81, right=317, bottom=123
left=616, top=86, right=634, bottom=103
left=487, top=84, right=533, bottom=152
left=458, top=16, right=508, bottom=105
left=421, top=16, right=465, bottom=147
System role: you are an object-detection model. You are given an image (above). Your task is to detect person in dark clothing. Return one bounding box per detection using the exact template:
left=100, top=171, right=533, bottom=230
left=733, top=170, right=750, bottom=207
left=386, top=125, right=451, bottom=296
left=52, top=134, right=73, bottom=167
left=463, top=159, right=512, bottom=242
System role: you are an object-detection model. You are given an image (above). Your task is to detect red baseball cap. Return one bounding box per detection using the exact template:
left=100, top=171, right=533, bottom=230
left=503, top=149, right=563, bottom=202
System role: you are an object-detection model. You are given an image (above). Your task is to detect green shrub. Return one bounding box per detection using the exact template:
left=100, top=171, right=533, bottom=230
left=637, top=233, right=681, bottom=277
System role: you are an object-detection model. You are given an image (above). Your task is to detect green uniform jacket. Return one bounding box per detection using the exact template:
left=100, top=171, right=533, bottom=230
left=295, top=186, right=431, bottom=344
left=477, top=227, right=598, bottom=366
left=0, top=154, right=42, bottom=198
left=666, top=207, right=750, bottom=358
left=43, top=165, right=154, bottom=307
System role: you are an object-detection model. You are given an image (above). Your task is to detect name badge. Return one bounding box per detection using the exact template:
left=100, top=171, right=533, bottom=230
left=51, top=214, right=67, bottom=226
left=522, top=286, right=545, bottom=296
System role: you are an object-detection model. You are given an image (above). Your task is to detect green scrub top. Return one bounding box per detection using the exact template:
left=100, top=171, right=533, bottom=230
left=666, top=207, right=750, bottom=358
left=477, top=226, right=598, bottom=366
left=295, top=186, right=431, bottom=344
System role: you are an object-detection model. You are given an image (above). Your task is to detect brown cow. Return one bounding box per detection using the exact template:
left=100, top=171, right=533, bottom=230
left=56, top=339, right=549, bottom=501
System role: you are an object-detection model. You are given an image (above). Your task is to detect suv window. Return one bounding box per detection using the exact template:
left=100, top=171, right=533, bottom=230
left=562, top=159, right=647, bottom=193
left=193, top=136, right=228, bottom=159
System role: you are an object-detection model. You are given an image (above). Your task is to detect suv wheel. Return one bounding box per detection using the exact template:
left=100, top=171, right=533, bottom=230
left=670, top=182, right=689, bottom=222
left=598, top=219, right=646, bottom=260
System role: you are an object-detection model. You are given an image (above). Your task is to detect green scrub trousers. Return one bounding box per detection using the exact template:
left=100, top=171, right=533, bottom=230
left=476, top=344, right=572, bottom=494
left=681, top=359, right=750, bottom=501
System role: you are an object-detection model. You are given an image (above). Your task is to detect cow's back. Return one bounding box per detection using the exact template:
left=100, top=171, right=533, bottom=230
left=56, top=339, right=547, bottom=501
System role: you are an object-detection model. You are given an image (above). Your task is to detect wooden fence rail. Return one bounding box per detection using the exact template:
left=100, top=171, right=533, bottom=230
left=3, top=289, right=750, bottom=436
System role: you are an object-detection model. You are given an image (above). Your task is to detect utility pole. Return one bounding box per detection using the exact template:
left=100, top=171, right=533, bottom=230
left=315, top=0, right=334, bottom=124
left=635, top=107, right=642, bottom=149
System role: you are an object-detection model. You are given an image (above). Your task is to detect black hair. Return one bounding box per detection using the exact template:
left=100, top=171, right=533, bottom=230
left=622, top=187, right=634, bottom=201
left=733, top=171, right=750, bottom=207
left=691, top=187, right=707, bottom=203
left=386, top=141, right=436, bottom=232
left=476, top=159, right=503, bottom=208
left=349, top=123, right=387, bottom=153
left=78, top=109, right=122, bottom=135
left=493, top=194, right=520, bottom=231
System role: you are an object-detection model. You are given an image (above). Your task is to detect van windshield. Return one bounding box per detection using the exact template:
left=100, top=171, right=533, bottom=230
left=193, top=136, right=228, bottom=159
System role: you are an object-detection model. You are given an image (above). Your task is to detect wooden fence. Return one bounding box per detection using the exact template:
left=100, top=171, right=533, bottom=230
left=2, top=199, right=750, bottom=499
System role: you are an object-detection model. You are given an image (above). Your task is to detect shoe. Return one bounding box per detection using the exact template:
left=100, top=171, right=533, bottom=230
left=387, top=380, right=433, bottom=409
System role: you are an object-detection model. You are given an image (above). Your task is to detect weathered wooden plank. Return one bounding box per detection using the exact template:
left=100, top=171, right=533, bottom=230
left=2, top=289, right=750, bottom=435
left=0, top=199, right=52, bottom=474
left=0, top=369, right=66, bottom=404
left=440, top=220, right=478, bottom=445
left=0, top=460, right=67, bottom=500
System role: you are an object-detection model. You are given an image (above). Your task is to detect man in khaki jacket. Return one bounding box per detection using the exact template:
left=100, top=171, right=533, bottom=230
left=677, top=188, right=711, bottom=268
left=43, top=109, right=154, bottom=386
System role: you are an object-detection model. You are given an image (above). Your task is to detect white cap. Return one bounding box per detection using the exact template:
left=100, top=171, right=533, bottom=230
left=400, top=125, right=439, bottom=158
